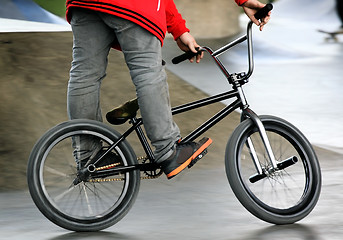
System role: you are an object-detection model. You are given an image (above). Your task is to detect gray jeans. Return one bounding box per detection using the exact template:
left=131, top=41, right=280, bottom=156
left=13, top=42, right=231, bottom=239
left=68, top=8, right=180, bottom=163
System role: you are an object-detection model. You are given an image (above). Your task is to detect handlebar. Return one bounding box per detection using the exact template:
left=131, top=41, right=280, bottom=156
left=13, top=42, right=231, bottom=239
left=171, top=47, right=200, bottom=64
left=172, top=3, right=273, bottom=80
left=254, top=3, right=273, bottom=20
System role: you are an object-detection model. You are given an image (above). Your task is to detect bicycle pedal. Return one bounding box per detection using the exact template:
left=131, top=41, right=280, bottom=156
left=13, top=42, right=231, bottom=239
left=188, top=149, right=208, bottom=168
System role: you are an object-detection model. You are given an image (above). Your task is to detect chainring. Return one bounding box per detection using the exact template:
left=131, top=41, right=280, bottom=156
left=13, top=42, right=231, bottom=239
left=141, top=157, right=163, bottom=178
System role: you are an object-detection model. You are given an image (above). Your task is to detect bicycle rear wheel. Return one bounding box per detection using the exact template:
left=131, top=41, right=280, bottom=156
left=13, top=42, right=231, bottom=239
left=225, top=115, right=321, bottom=224
left=27, top=119, right=140, bottom=231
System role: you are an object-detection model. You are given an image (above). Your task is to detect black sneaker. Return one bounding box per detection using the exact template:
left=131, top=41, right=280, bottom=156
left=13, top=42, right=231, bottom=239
left=160, top=137, right=212, bottom=179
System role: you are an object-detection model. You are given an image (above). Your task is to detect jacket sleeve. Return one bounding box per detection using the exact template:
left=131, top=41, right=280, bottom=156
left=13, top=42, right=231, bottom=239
left=235, top=0, right=248, bottom=6
left=165, top=0, right=190, bottom=40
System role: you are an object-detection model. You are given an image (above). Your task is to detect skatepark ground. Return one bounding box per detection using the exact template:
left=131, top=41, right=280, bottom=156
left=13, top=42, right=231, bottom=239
left=1, top=0, right=343, bottom=239
left=1, top=28, right=343, bottom=240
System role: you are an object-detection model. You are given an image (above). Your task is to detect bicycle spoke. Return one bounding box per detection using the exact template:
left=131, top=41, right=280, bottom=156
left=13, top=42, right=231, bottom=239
left=52, top=185, right=78, bottom=202
left=82, top=183, right=94, bottom=216
left=44, top=166, right=69, bottom=178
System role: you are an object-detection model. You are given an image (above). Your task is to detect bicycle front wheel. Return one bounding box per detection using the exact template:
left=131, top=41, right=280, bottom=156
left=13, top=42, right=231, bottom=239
left=225, top=115, right=321, bottom=224
left=27, top=119, right=140, bottom=231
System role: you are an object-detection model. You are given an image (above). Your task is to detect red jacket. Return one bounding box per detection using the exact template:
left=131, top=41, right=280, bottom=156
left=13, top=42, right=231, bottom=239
left=235, top=0, right=248, bottom=6
left=66, top=0, right=189, bottom=45
left=66, top=0, right=247, bottom=46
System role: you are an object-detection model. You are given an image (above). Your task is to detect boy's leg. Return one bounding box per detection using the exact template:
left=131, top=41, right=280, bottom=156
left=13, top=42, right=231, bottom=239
left=68, top=9, right=115, bottom=161
left=101, top=14, right=181, bottom=162
left=109, top=19, right=213, bottom=179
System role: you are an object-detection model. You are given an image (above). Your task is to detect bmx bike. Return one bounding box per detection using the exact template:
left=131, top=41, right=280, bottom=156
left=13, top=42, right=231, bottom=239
left=27, top=4, right=321, bottom=232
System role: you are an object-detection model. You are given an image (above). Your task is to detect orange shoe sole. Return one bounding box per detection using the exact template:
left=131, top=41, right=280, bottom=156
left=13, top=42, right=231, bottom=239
left=166, top=137, right=212, bottom=179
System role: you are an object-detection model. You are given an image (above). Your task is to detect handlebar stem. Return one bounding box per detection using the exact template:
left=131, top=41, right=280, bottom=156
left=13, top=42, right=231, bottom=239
left=205, top=21, right=255, bottom=83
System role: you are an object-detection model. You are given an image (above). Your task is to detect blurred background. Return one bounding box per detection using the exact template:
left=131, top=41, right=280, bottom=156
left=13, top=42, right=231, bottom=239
left=1, top=0, right=343, bottom=239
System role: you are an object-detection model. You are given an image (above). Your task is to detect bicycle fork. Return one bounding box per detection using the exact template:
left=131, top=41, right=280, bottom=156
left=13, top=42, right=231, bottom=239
left=242, top=108, right=278, bottom=165
left=241, top=108, right=298, bottom=183
left=232, top=73, right=278, bottom=176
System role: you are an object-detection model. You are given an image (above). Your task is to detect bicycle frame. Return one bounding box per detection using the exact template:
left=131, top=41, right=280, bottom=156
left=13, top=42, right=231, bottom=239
left=92, top=21, right=278, bottom=177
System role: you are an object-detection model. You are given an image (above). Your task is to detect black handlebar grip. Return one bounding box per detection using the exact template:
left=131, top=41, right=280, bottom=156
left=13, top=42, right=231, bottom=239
left=254, top=3, right=273, bottom=20
left=172, top=51, right=198, bottom=64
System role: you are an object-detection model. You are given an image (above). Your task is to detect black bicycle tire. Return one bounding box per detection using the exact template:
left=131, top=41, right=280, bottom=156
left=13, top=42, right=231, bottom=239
left=225, top=115, right=321, bottom=224
left=27, top=119, right=140, bottom=231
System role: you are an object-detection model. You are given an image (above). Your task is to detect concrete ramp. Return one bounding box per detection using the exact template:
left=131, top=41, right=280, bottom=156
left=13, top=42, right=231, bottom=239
left=0, top=0, right=66, bottom=24
left=0, top=0, right=70, bottom=32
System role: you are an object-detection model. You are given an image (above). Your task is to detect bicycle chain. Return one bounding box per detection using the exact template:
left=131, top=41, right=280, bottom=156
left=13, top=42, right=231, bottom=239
left=95, top=162, right=121, bottom=171
left=89, top=156, right=162, bottom=183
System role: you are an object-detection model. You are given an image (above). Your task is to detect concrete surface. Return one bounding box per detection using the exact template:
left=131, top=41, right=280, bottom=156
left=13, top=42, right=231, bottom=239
left=1, top=0, right=343, bottom=239
left=174, top=0, right=240, bottom=38
left=0, top=147, right=342, bottom=240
